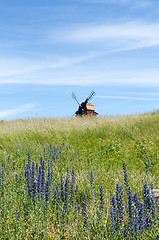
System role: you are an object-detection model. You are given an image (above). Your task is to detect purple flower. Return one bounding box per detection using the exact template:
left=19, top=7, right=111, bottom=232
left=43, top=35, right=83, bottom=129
left=45, top=180, right=51, bottom=205
left=28, top=152, right=31, bottom=169
left=110, top=192, right=118, bottom=233
left=83, top=194, right=88, bottom=229
left=61, top=175, right=64, bottom=202
left=15, top=174, right=18, bottom=184
left=99, top=185, right=105, bottom=220
left=64, top=177, right=69, bottom=211
left=116, top=183, right=124, bottom=225
left=41, top=170, right=45, bottom=196
left=122, top=162, right=129, bottom=188
left=70, top=168, right=75, bottom=205
left=0, top=169, right=4, bottom=196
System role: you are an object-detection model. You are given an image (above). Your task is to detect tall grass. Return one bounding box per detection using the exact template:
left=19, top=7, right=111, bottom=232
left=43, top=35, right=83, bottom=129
left=0, top=113, right=159, bottom=239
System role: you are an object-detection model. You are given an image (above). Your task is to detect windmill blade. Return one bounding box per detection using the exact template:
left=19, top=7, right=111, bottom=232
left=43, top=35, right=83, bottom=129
left=72, top=92, right=81, bottom=106
left=85, top=91, right=96, bottom=102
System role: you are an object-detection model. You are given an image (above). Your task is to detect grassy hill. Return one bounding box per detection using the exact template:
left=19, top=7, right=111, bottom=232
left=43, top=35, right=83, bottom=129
left=0, top=113, right=159, bottom=239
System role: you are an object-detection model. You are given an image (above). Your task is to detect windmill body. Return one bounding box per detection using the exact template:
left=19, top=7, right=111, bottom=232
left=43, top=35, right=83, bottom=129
left=72, top=91, right=98, bottom=116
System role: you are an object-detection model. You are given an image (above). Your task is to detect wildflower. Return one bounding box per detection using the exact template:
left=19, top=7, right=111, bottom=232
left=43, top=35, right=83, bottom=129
left=83, top=194, right=88, bottom=229
left=61, top=175, right=64, bottom=202
left=70, top=168, right=75, bottom=206
left=64, top=177, right=69, bottom=211
left=116, top=183, right=124, bottom=225
left=0, top=169, right=4, bottom=196
left=15, top=174, right=18, bottom=184
left=41, top=169, right=45, bottom=196
left=99, top=185, right=105, bottom=220
left=122, top=162, right=129, bottom=188
left=28, top=152, right=31, bottom=169
left=45, top=180, right=51, bottom=205
left=110, top=192, right=118, bottom=233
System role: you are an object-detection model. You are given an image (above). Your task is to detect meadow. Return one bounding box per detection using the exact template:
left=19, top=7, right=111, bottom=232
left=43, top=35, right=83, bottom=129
left=0, top=113, right=159, bottom=239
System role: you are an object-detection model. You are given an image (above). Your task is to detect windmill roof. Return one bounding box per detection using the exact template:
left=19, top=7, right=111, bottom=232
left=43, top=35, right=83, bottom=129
left=86, top=103, right=95, bottom=111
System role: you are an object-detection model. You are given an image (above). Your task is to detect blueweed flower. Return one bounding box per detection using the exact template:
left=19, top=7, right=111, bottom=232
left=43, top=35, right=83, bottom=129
left=48, top=167, right=51, bottom=187
left=143, top=184, right=156, bottom=228
left=45, top=180, right=51, bottom=205
left=133, top=193, right=145, bottom=233
left=127, top=187, right=141, bottom=237
left=41, top=170, right=45, bottom=196
left=39, top=165, right=42, bottom=175
left=124, top=226, right=129, bottom=240
left=32, top=181, right=37, bottom=199
left=122, top=162, right=129, bottom=188
left=71, top=168, right=75, bottom=185
left=40, top=156, right=43, bottom=166
left=25, top=168, right=31, bottom=197
left=70, top=168, right=75, bottom=205
left=31, top=161, right=35, bottom=189
left=37, top=169, right=41, bottom=198
left=99, top=185, right=105, bottom=219
left=64, top=177, right=69, bottom=211
left=0, top=169, right=4, bottom=196
left=110, top=192, right=118, bottom=233
left=22, top=190, right=25, bottom=202
left=83, top=194, right=88, bottom=229
left=74, top=185, right=78, bottom=201
left=2, top=160, right=5, bottom=168
left=67, top=167, right=70, bottom=183
left=128, top=187, right=133, bottom=220
left=116, top=183, right=124, bottom=226
left=36, top=162, right=38, bottom=172
left=41, top=160, right=45, bottom=171
left=61, top=175, right=64, bottom=202
left=61, top=207, right=66, bottom=234
left=28, top=152, right=31, bottom=169
left=15, top=174, right=18, bottom=184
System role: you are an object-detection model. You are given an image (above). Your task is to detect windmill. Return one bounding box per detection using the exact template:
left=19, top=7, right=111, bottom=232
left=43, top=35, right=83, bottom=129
left=72, top=91, right=98, bottom=116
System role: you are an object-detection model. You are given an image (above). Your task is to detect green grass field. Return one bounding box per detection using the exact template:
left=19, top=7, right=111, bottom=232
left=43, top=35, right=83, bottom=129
left=0, top=113, right=159, bottom=239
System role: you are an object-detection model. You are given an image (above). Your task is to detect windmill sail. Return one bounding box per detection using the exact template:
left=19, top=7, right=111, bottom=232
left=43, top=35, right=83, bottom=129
left=85, top=91, right=95, bottom=103
left=72, top=92, right=81, bottom=106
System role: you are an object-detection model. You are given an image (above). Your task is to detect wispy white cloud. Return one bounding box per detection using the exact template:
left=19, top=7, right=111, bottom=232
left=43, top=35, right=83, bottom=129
left=96, top=95, right=159, bottom=101
left=84, top=0, right=153, bottom=8
left=0, top=52, right=97, bottom=81
left=1, top=62, right=159, bottom=86
left=55, top=21, right=159, bottom=51
left=0, top=103, right=37, bottom=118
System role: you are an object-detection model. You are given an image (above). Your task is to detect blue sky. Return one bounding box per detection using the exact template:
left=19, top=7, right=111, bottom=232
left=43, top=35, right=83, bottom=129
left=1, top=0, right=159, bottom=120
